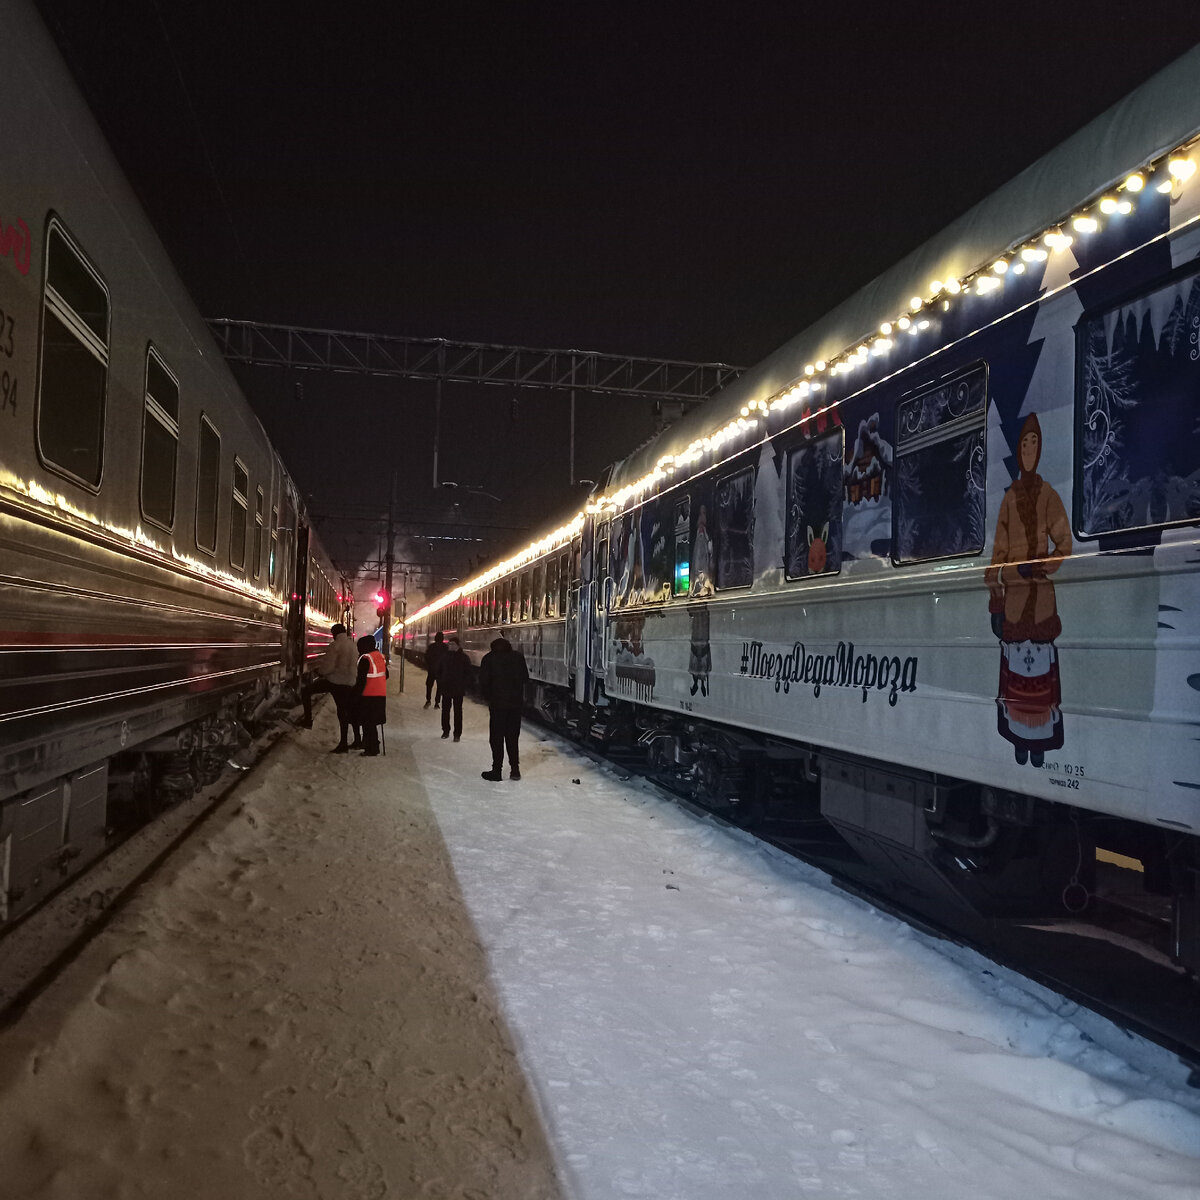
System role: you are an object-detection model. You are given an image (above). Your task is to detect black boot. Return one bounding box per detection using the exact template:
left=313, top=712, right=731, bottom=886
left=481, top=768, right=502, bottom=782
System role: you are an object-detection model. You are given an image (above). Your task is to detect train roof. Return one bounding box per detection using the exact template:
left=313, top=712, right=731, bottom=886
left=608, top=42, right=1200, bottom=494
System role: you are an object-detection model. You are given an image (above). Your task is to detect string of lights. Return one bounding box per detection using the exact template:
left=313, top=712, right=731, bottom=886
left=404, top=136, right=1198, bottom=627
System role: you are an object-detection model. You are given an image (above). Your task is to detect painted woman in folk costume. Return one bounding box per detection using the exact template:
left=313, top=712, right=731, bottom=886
left=985, top=413, right=1072, bottom=767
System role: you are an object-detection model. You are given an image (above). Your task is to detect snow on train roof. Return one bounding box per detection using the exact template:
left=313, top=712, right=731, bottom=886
left=607, top=42, right=1200, bottom=495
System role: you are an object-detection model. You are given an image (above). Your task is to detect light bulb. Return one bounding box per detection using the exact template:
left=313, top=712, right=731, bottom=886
left=1072, top=216, right=1098, bottom=233
left=1124, top=173, right=1144, bottom=192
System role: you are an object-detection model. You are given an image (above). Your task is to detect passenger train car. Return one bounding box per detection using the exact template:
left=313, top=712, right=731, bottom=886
left=408, top=48, right=1200, bottom=975
left=0, top=0, right=348, bottom=924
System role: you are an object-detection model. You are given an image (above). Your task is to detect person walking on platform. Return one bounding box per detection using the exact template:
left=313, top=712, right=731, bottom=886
left=437, top=636, right=470, bottom=741
left=424, top=631, right=447, bottom=709
left=301, top=623, right=362, bottom=752
left=478, top=635, right=528, bottom=781
left=352, top=634, right=388, bottom=756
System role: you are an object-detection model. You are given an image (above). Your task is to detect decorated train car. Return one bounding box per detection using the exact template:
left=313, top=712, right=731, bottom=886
left=0, top=0, right=348, bottom=924
left=406, top=46, right=1200, bottom=974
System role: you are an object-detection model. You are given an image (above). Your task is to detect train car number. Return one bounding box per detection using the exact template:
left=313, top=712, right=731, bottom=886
left=0, top=308, right=13, bottom=356
left=1, top=368, right=16, bottom=415
left=1041, top=760, right=1085, bottom=790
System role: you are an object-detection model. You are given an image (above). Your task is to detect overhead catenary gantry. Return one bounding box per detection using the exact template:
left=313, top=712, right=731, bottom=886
left=206, top=318, right=746, bottom=488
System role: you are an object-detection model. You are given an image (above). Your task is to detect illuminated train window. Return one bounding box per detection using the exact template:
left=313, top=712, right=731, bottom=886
left=140, top=348, right=179, bottom=528
left=37, top=221, right=109, bottom=488
left=269, top=505, right=279, bottom=587
left=195, top=415, right=221, bottom=554
left=229, top=459, right=248, bottom=569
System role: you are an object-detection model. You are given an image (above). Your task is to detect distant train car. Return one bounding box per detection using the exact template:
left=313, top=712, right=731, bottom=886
left=0, top=1, right=344, bottom=923
left=408, top=49, right=1200, bottom=974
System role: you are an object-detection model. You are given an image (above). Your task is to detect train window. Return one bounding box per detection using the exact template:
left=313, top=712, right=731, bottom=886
left=520, top=570, right=532, bottom=621
left=609, top=512, right=635, bottom=609
left=269, top=506, right=279, bottom=587
left=532, top=562, right=545, bottom=620
left=229, top=459, right=248, bottom=569
left=253, top=488, right=265, bottom=578
left=1076, top=263, right=1200, bottom=537
left=784, top=429, right=845, bottom=579
left=558, top=550, right=568, bottom=614
left=893, top=363, right=987, bottom=563
left=37, top=223, right=109, bottom=488
left=140, top=348, right=179, bottom=529
left=195, top=416, right=221, bottom=554
left=715, top=467, right=754, bottom=589
left=544, top=558, right=557, bottom=618
left=641, top=496, right=672, bottom=603
left=673, top=496, right=691, bottom=595
left=508, top=575, right=519, bottom=622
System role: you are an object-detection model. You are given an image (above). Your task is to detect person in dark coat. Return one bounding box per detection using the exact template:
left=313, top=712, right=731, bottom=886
left=424, top=631, right=447, bottom=709
left=352, top=634, right=388, bottom=756
left=437, top=636, right=471, bottom=741
left=477, top=635, right=529, bottom=781
left=301, top=623, right=362, bottom=752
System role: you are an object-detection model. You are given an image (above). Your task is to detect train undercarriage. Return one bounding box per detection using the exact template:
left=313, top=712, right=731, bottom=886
left=532, top=682, right=1200, bottom=983
left=0, top=679, right=293, bottom=928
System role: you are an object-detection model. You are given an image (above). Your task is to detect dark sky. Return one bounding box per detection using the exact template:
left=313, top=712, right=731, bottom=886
left=32, top=0, right=1200, bottom=586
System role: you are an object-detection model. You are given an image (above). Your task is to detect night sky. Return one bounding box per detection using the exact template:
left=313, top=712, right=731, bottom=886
left=32, top=0, right=1200, bottom=593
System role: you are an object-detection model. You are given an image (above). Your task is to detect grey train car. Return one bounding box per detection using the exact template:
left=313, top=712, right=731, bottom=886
left=407, top=48, right=1200, bottom=975
left=0, top=0, right=345, bottom=923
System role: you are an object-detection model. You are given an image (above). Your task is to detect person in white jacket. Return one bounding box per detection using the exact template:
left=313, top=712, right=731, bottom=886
left=301, top=624, right=362, bottom=752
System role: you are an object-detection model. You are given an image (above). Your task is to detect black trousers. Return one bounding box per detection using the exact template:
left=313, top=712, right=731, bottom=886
left=330, top=684, right=360, bottom=746
left=302, top=679, right=360, bottom=745
left=488, top=707, right=522, bottom=770
left=425, top=672, right=441, bottom=705
left=441, top=693, right=464, bottom=738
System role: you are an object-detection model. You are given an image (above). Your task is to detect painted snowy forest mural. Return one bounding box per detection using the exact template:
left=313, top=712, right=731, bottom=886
left=1079, top=262, right=1200, bottom=536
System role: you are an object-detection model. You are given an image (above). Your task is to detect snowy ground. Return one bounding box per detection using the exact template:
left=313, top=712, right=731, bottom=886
left=1, top=682, right=1198, bottom=1199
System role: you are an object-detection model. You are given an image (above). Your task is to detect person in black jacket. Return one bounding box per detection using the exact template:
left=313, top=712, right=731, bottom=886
left=477, top=635, right=529, bottom=781
left=437, top=636, right=471, bottom=741
left=424, top=631, right=447, bottom=709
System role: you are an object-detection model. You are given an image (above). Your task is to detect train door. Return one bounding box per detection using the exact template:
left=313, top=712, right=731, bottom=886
left=590, top=520, right=610, bottom=691
left=565, top=539, right=582, bottom=698
left=287, top=521, right=309, bottom=679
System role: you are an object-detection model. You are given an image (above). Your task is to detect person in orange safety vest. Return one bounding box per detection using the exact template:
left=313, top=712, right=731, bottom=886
left=352, top=635, right=388, bottom=756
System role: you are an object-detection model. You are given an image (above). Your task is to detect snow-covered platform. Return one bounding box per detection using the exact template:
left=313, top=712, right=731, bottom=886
left=1, top=681, right=1198, bottom=1199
